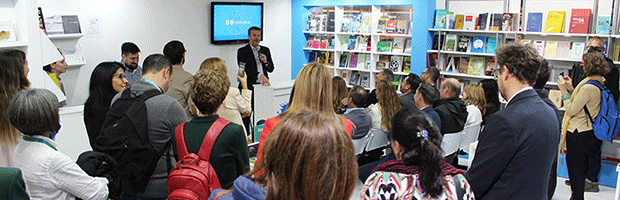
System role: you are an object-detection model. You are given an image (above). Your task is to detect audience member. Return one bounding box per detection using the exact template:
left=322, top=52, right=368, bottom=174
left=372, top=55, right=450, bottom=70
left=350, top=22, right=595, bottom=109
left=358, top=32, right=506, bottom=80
left=570, top=36, right=619, bottom=101
left=84, top=62, right=128, bottom=148
left=433, top=78, right=468, bottom=135
left=368, top=79, right=402, bottom=132
left=10, top=89, right=109, bottom=199
left=121, top=42, right=142, bottom=88
left=421, top=66, right=440, bottom=87
left=174, top=69, right=249, bottom=189
left=399, top=73, right=421, bottom=108
left=479, top=79, right=501, bottom=124
left=0, top=167, right=29, bottom=199
left=366, top=68, right=394, bottom=106
left=163, top=40, right=194, bottom=118
left=255, top=62, right=353, bottom=165
left=559, top=52, right=610, bottom=199
left=199, top=57, right=252, bottom=138
left=112, top=54, right=188, bottom=199
left=0, top=49, right=29, bottom=168
left=210, top=111, right=357, bottom=200
left=361, top=107, right=474, bottom=199
left=43, top=50, right=68, bottom=106
left=415, top=83, right=441, bottom=130
left=466, top=43, right=559, bottom=199
left=332, top=76, right=348, bottom=114
left=462, top=84, right=485, bottom=127
left=342, top=85, right=372, bottom=139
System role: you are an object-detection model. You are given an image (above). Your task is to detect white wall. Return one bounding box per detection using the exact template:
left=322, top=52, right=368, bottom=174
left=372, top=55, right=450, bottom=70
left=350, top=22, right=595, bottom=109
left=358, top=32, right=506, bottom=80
left=38, top=0, right=292, bottom=106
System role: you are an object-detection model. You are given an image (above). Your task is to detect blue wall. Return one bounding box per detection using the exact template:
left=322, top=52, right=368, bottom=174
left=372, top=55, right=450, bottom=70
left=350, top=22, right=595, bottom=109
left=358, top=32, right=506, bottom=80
left=291, top=0, right=436, bottom=79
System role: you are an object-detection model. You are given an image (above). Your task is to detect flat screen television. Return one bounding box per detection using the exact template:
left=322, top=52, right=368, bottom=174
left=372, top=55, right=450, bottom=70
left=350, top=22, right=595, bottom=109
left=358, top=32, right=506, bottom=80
left=211, top=2, right=263, bottom=44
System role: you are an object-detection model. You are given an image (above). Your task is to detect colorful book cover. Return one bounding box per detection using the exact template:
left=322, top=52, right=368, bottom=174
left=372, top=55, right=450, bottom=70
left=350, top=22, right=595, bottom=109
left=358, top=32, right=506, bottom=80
left=341, top=71, right=349, bottom=83
left=485, top=37, right=497, bottom=54
left=386, top=20, right=397, bottom=33
left=377, top=41, right=392, bottom=52
left=329, top=37, right=335, bottom=49
left=477, top=13, right=488, bottom=30
left=533, top=40, right=545, bottom=57
left=350, top=54, right=358, bottom=68
left=490, top=13, right=503, bottom=31
left=544, top=11, right=566, bottom=33
left=467, top=57, right=486, bottom=76
left=350, top=14, right=360, bottom=33
left=447, top=12, right=455, bottom=29
left=309, top=51, right=318, bottom=63
left=305, top=35, right=313, bottom=48
left=318, top=52, right=327, bottom=64
left=377, top=18, right=388, bottom=33
left=544, top=41, right=559, bottom=58
left=569, top=9, right=591, bottom=34
left=348, top=35, right=357, bottom=50
left=339, top=54, right=349, bottom=67
left=392, top=37, right=405, bottom=53
left=434, top=9, right=449, bottom=29
left=457, top=36, right=470, bottom=52
left=557, top=41, right=572, bottom=59
left=361, top=13, right=372, bottom=33
left=396, top=20, right=407, bottom=34
left=486, top=57, right=495, bottom=75
left=454, top=14, right=464, bottom=29
left=526, top=12, right=543, bottom=32
left=341, top=15, right=351, bottom=32
left=403, top=56, right=411, bottom=73
left=596, top=16, right=611, bottom=34
left=459, top=57, right=469, bottom=74
left=502, top=13, right=519, bottom=31
left=463, top=14, right=476, bottom=30
left=471, top=36, right=486, bottom=53
left=444, top=34, right=457, bottom=51
left=320, top=37, right=328, bottom=49
left=571, top=42, right=585, bottom=59
left=339, top=35, right=349, bottom=50
left=312, top=38, right=320, bottom=48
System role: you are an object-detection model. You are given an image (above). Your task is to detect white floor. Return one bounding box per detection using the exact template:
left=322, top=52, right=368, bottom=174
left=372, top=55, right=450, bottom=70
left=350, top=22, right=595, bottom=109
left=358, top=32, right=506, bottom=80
left=349, top=177, right=616, bottom=200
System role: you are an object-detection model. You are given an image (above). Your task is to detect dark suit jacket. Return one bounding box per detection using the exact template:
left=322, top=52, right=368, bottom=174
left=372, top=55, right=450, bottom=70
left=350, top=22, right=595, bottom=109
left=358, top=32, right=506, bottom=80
left=421, top=106, right=441, bottom=131
left=399, top=92, right=417, bottom=109
left=466, top=89, right=560, bottom=200
left=237, top=44, right=275, bottom=91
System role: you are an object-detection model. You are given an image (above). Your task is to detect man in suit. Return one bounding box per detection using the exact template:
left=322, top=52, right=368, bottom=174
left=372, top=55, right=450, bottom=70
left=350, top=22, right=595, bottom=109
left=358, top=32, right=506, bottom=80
left=466, top=43, right=560, bottom=199
left=341, top=85, right=372, bottom=140
left=163, top=40, right=194, bottom=118
left=237, top=26, right=275, bottom=90
left=399, top=73, right=420, bottom=109
left=414, top=83, right=441, bottom=130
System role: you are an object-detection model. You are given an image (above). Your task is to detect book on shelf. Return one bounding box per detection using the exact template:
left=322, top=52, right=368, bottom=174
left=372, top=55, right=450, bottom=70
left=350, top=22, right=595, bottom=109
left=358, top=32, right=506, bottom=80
left=386, top=20, right=397, bottom=33
left=520, top=39, right=532, bottom=45
left=463, top=14, right=476, bottom=30
left=392, top=37, right=405, bottom=53
left=404, top=38, right=412, bottom=53
left=544, top=11, right=566, bottom=33
left=377, top=41, right=392, bottom=52
left=526, top=13, right=543, bottom=32
left=403, top=57, right=411, bottom=73
left=458, top=57, right=469, bottom=74
left=341, top=71, right=350, bottom=83
left=350, top=14, right=359, bottom=33
left=557, top=41, right=572, bottom=59
left=447, top=12, right=456, bottom=29
left=362, top=13, right=373, bottom=33
left=320, top=37, right=328, bottom=49
left=390, top=56, right=404, bottom=72
left=392, top=75, right=402, bottom=87
left=454, top=14, right=464, bottom=29
left=428, top=52, right=438, bottom=67
left=533, top=40, right=545, bottom=57
left=614, top=43, right=620, bottom=61
left=350, top=54, right=358, bottom=68
left=357, top=54, right=367, bottom=69
left=377, top=18, right=388, bottom=33
left=502, top=13, right=519, bottom=31
left=471, top=36, right=486, bottom=53
left=477, top=13, right=489, bottom=30
left=339, top=54, right=349, bottom=68
left=60, top=46, right=85, bottom=65
left=339, top=35, right=349, bottom=50
left=0, top=21, right=17, bottom=42
left=350, top=72, right=361, bottom=86
left=434, top=9, right=449, bottom=29
left=467, top=57, right=486, bottom=76
left=432, top=33, right=445, bottom=50
left=570, top=42, right=585, bottom=59
left=327, top=13, right=335, bottom=32
left=445, top=56, right=458, bottom=72
left=444, top=34, right=457, bottom=52
left=365, top=54, right=371, bottom=69
left=341, top=15, right=351, bottom=32
left=44, top=15, right=64, bottom=35
left=489, top=13, right=502, bottom=31
left=309, top=51, right=318, bottom=63
left=305, top=35, right=313, bottom=48
left=357, top=36, right=369, bottom=51
left=396, top=20, right=408, bottom=34
left=457, top=36, right=469, bottom=52
left=312, top=36, right=321, bottom=48
left=569, top=9, right=591, bottom=34
left=348, top=35, right=357, bottom=50
left=596, top=16, right=611, bottom=34
left=38, top=7, right=46, bottom=32
left=376, top=61, right=387, bottom=70
left=486, top=57, right=495, bottom=75
left=317, top=14, right=327, bottom=32
left=318, top=52, right=327, bottom=64
left=360, top=73, right=370, bottom=88
left=307, top=14, right=317, bottom=31
left=329, top=37, right=335, bottom=49
left=544, top=41, right=558, bottom=58
left=486, top=37, right=497, bottom=54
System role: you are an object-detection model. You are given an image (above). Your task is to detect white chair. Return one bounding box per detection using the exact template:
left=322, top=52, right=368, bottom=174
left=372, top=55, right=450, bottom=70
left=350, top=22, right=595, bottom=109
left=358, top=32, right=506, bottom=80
left=441, top=131, right=463, bottom=157
left=352, top=134, right=369, bottom=156
left=459, top=124, right=481, bottom=153
left=364, top=129, right=390, bottom=152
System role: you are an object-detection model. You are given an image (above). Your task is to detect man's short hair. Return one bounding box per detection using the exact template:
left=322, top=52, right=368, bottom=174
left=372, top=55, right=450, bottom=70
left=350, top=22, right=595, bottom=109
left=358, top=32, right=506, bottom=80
left=382, top=69, right=394, bottom=82
left=248, top=26, right=261, bottom=36
left=348, top=85, right=367, bottom=107
left=418, top=83, right=438, bottom=105
left=163, top=40, right=186, bottom=65
left=8, top=88, right=60, bottom=136
left=589, top=36, right=605, bottom=47
left=441, top=78, right=461, bottom=97
left=533, top=59, right=550, bottom=89
left=406, top=73, right=421, bottom=92
left=495, top=43, right=541, bottom=85
left=142, top=54, right=172, bottom=75
left=121, top=42, right=140, bottom=55
left=426, top=66, right=440, bottom=83
left=190, top=69, right=230, bottom=115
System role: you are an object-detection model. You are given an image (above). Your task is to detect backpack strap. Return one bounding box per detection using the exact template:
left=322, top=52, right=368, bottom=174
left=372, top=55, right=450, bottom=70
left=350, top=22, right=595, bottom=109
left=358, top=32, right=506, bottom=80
left=197, top=118, right=232, bottom=161
left=138, top=89, right=162, bottom=101
left=174, top=122, right=190, bottom=159
left=583, top=81, right=604, bottom=125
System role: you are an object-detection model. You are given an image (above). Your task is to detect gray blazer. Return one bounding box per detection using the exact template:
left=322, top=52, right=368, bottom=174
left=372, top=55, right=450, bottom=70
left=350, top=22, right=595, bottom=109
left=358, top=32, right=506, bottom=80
left=342, top=108, right=373, bottom=139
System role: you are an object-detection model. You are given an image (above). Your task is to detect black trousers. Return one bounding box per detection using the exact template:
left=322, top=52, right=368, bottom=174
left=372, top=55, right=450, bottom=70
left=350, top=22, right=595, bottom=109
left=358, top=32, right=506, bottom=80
left=566, top=129, right=601, bottom=200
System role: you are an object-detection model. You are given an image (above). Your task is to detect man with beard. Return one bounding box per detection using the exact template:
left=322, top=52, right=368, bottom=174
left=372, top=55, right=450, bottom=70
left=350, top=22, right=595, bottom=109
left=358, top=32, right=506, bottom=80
left=121, top=42, right=142, bottom=88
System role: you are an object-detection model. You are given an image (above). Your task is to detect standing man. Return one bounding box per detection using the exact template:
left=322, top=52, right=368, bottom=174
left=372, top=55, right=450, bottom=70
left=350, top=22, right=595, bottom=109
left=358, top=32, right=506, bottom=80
left=163, top=40, right=194, bottom=118
left=366, top=68, right=394, bottom=106
left=466, top=43, right=559, bottom=199
left=121, top=42, right=142, bottom=88
left=237, top=26, right=275, bottom=90
left=399, top=73, right=421, bottom=108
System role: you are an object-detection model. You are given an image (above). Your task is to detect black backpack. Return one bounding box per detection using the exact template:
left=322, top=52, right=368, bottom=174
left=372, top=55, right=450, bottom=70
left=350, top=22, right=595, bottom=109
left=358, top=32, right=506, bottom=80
left=93, top=89, right=169, bottom=193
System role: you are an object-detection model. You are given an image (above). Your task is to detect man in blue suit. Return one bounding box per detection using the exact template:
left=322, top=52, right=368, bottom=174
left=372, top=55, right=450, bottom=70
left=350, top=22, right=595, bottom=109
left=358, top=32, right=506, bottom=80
left=466, top=43, right=560, bottom=199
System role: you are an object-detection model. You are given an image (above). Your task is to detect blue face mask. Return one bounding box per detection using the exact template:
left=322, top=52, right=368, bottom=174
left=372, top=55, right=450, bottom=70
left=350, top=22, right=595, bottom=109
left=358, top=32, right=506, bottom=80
left=50, top=119, right=61, bottom=140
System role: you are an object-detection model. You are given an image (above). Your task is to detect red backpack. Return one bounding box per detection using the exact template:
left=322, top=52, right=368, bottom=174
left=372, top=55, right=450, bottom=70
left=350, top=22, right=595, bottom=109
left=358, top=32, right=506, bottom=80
left=167, top=118, right=231, bottom=200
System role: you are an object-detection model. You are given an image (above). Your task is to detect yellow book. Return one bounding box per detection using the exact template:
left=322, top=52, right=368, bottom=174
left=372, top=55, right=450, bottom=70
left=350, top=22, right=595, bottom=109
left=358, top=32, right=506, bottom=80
left=545, top=11, right=566, bottom=33
left=454, top=14, right=464, bottom=29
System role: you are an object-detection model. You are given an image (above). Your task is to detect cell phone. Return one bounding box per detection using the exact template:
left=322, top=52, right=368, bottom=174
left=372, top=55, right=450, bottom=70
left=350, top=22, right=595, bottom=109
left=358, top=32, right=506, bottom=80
left=238, top=62, right=246, bottom=77
left=560, top=72, right=565, bottom=76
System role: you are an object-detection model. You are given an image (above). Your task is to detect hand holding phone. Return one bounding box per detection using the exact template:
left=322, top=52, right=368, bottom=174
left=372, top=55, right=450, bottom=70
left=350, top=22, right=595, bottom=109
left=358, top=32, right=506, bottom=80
left=238, top=62, right=246, bottom=78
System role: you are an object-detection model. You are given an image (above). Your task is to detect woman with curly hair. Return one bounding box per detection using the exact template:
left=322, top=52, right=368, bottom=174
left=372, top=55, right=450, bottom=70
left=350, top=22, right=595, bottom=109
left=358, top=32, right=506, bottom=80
left=462, top=84, right=485, bottom=127
left=0, top=49, right=30, bottom=167
left=368, top=79, right=402, bottom=131
left=332, top=76, right=348, bottom=114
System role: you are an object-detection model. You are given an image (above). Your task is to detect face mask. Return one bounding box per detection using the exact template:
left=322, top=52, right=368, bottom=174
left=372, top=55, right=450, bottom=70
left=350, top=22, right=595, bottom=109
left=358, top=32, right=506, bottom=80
left=50, top=119, right=61, bottom=140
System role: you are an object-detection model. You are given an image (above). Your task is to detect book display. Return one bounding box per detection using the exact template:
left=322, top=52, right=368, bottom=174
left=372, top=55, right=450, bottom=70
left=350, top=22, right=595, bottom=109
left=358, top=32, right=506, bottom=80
left=304, top=5, right=413, bottom=90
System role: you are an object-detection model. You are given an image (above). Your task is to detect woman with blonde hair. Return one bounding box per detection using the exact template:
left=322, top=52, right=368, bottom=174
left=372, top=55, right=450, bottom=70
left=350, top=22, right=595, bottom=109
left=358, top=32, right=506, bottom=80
left=198, top=57, right=252, bottom=136
left=254, top=62, right=353, bottom=164
left=0, top=49, right=30, bottom=167
left=462, top=84, right=485, bottom=127
left=368, top=79, right=402, bottom=131
left=332, top=76, right=348, bottom=114
left=210, top=111, right=358, bottom=200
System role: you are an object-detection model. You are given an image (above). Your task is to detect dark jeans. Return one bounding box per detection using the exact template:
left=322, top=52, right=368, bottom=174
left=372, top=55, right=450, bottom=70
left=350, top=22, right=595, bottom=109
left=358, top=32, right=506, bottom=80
left=358, top=152, right=396, bottom=182
left=566, top=129, right=600, bottom=200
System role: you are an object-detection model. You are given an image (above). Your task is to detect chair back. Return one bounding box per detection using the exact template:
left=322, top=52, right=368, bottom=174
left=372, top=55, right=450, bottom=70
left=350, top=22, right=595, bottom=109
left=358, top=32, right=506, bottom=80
left=459, top=124, right=481, bottom=151
left=441, top=131, right=463, bottom=157
left=352, top=134, right=369, bottom=155
left=364, top=129, right=390, bottom=152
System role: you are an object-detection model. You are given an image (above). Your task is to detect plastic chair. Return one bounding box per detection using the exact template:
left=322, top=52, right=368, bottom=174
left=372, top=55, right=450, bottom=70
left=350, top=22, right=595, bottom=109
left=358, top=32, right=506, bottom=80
left=441, top=131, right=463, bottom=157
left=352, top=133, right=370, bottom=156
left=459, top=124, right=481, bottom=153
left=364, top=129, right=390, bottom=152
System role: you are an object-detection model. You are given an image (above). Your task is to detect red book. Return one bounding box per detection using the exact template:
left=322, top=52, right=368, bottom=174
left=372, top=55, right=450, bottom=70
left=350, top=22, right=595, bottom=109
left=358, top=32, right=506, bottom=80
left=569, top=8, right=591, bottom=34
left=386, top=20, right=397, bottom=33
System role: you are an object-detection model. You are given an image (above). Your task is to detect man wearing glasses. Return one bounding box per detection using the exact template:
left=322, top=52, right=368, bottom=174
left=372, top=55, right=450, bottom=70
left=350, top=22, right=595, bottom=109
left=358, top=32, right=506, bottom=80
left=571, top=37, right=619, bottom=101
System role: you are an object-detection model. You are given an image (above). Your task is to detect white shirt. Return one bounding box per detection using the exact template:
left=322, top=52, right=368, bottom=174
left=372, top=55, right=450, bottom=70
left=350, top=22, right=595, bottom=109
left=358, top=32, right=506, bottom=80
left=13, top=135, right=109, bottom=200
left=367, top=104, right=383, bottom=130
left=464, top=104, right=483, bottom=127
left=506, top=86, right=533, bottom=105
left=251, top=45, right=264, bottom=83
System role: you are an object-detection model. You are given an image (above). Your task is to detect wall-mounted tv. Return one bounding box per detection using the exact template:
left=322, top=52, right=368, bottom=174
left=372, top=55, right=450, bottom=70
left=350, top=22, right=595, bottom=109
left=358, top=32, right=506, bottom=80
left=211, top=2, right=263, bottom=44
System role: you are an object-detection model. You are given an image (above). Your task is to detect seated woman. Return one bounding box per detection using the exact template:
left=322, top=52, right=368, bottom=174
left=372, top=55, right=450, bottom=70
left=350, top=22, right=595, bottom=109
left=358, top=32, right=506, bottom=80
left=368, top=79, right=402, bottom=132
left=332, top=76, right=348, bottom=114
left=84, top=62, right=128, bottom=148
left=10, top=89, right=109, bottom=199
left=361, top=107, right=474, bottom=199
left=174, top=69, right=249, bottom=189
left=479, top=79, right=500, bottom=124
left=209, top=111, right=357, bottom=200
left=462, top=84, right=485, bottom=127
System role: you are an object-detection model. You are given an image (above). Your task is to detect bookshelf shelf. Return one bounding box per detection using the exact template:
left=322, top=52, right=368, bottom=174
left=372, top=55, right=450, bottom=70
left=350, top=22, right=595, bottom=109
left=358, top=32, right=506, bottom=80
left=428, top=28, right=503, bottom=34
left=545, top=57, right=581, bottom=62
left=303, top=31, right=334, bottom=34
left=335, top=32, right=372, bottom=36
left=303, top=48, right=335, bottom=52
left=332, top=66, right=372, bottom=73
left=372, top=33, right=411, bottom=37
left=335, top=49, right=371, bottom=54
left=440, top=71, right=494, bottom=79
left=427, top=50, right=495, bottom=57
left=0, top=40, right=29, bottom=48
left=373, top=51, right=411, bottom=56
left=47, top=33, right=85, bottom=39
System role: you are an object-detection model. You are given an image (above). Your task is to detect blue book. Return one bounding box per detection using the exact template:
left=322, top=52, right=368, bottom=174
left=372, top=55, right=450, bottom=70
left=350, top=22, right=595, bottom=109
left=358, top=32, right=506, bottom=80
left=471, top=36, right=486, bottom=53
left=434, top=9, right=449, bottom=29
left=486, top=37, right=497, bottom=54
left=596, top=16, right=611, bottom=34
left=526, top=13, right=543, bottom=32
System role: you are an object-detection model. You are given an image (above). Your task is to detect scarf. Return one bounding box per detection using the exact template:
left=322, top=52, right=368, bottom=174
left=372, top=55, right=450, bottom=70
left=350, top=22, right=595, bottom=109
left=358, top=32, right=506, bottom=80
left=372, top=159, right=463, bottom=176
left=559, top=75, right=605, bottom=154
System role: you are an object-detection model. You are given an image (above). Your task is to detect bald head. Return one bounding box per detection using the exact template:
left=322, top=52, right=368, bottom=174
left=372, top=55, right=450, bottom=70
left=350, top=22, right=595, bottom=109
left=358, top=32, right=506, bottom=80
left=440, top=78, right=461, bottom=98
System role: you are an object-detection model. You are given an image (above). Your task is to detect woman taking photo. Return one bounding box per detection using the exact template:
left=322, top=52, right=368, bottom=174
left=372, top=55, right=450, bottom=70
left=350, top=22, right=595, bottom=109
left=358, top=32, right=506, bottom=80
left=558, top=51, right=609, bottom=200
left=84, top=62, right=128, bottom=148
left=0, top=49, right=30, bottom=167
left=361, top=107, right=474, bottom=199
left=368, top=79, right=402, bottom=132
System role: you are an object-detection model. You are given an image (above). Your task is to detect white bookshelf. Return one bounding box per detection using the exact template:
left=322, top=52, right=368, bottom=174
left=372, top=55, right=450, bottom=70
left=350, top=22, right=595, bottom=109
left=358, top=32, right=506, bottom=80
left=0, top=40, right=28, bottom=48
left=303, top=47, right=335, bottom=52
left=47, top=33, right=84, bottom=40
left=427, top=49, right=495, bottom=57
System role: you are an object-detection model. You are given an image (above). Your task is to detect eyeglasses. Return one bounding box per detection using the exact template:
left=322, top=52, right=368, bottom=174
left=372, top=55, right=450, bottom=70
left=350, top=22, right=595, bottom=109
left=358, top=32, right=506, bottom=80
left=492, top=67, right=502, bottom=79
left=586, top=46, right=604, bottom=53
left=113, top=73, right=126, bottom=79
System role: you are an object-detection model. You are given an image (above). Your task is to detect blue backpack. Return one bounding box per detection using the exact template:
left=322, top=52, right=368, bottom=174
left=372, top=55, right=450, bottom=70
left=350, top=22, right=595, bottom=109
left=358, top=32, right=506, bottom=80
left=584, top=81, right=620, bottom=142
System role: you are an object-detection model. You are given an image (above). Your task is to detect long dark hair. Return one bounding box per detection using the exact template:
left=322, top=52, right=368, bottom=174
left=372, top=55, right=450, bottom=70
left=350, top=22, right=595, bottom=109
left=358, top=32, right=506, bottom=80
left=480, top=79, right=500, bottom=107
left=84, top=62, right=124, bottom=144
left=391, top=107, right=443, bottom=197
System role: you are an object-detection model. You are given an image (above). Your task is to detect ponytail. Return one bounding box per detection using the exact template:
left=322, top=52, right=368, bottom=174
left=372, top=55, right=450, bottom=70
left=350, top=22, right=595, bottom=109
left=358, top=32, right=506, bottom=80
left=417, top=137, right=444, bottom=197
